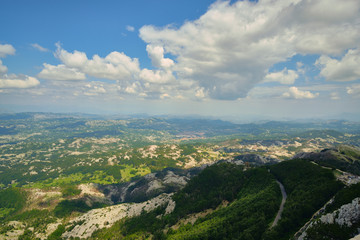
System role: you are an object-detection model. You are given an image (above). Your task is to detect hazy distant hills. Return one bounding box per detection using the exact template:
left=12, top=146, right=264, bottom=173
left=1, top=112, right=360, bottom=138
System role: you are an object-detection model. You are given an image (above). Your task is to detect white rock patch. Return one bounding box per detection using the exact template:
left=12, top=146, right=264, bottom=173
left=62, top=193, right=174, bottom=239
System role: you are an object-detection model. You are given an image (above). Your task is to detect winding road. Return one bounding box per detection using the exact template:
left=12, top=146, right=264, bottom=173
left=271, top=180, right=287, bottom=228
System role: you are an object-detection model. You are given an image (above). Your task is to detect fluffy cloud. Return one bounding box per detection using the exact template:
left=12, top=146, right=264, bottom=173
left=123, top=82, right=140, bottom=94
left=83, top=82, right=107, bottom=96
left=0, top=60, right=8, bottom=74
left=264, top=68, right=299, bottom=85
left=31, top=43, right=49, bottom=52
left=55, top=45, right=140, bottom=80
left=0, top=44, right=15, bottom=58
left=38, top=64, right=86, bottom=80
left=316, top=48, right=360, bottom=82
left=139, top=69, right=175, bottom=84
left=347, top=84, right=360, bottom=97
left=139, top=0, right=360, bottom=100
left=195, top=88, right=206, bottom=99
left=0, top=44, right=40, bottom=89
left=34, top=0, right=360, bottom=101
left=146, top=45, right=174, bottom=69
left=0, top=75, right=40, bottom=88
left=282, top=86, right=319, bottom=99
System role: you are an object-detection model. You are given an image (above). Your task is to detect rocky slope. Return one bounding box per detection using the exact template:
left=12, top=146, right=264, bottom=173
left=62, top=193, right=175, bottom=239
left=297, top=198, right=360, bottom=240
left=98, top=153, right=280, bottom=205
left=99, top=167, right=202, bottom=204
left=233, top=153, right=279, bottom=166
left=293, top=145, right=360, bottom=175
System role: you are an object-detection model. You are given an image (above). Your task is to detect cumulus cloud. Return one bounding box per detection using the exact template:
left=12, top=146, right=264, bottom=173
left=264, top=68, right=299, bottom=85
left=31, top=43, right=49, bottom=52
left=124, top=82, right=140, bottom=94
left=0, top=44, right=15, bottom=58
left=146, top=45, right=174, bottom=69
left=139, top=0, right=360, bottom=100
left=195, top=88, right=206, bottom=99
left=0, top=44, right=40, bottom=89
left=160, top=93, right=170, bottom=99
left=38, top=64, right=86, bottom=80
left=282, top=86, right=319, bottom=99
left=83, top=82, right=106, bottom=96
left=0, top=60, right=8, bottom=74
left=72, top=81, right=109, bottom=97
left=34, top=0, right=359, bottom=101
left=316, top=48, right=360, bottom=82
left=347, top=84, right=360, bottom=97
left=0, top=75, right=40, bottom=88
left=139, top=69, right=175, bottom=84
left=55, top=44, right=140, bottom=80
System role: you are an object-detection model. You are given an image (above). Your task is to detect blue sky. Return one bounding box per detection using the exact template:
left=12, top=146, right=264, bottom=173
left=0, top=0, right=360, bottom=121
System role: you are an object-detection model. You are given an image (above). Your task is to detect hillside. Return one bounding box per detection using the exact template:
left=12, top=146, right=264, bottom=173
left=1, top=113, right=360, bottom=239
left=1, top=157, right=360, bottom=239
left=294, top=145, right=360, bottom=175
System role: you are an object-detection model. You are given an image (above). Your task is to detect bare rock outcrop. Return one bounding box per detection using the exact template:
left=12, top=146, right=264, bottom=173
left=62, top=193, right=175, bottom=239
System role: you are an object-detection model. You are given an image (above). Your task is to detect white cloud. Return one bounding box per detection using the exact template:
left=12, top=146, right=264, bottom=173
left=316, top=48, right=360, bottom=82
left=33, top=0, right=359, bottom=102
left=31, top=43, right=49, bottom=52
left=0, top=44, right=15, bottom=58
left=55, top=44, right=140, bottom=80
left=139, top=0, right=360, bottom=100
left=0, top=75, right=40, bottom=88
left=264, top=68, right=299, bottom=85
left=126, top=25, right=135, bottom=32
left=146, top=45, right=174, bottom=69
left=0, top=60, right=8, bottom=74
left=0, top=44, right=40, bottom=89
left=124, top=83, right=139, bottom=94
left=160, top=93, right=170, bottom=99
left=83, top=83, right=106, bottom=96
left=38, top=64, right=86, bottom=80
left=347, top=84, right=360, bottom=97
left=282, top=86, right=319, bottom=99
left=195, top=88, right=206, bottom=99
left=139, top=69, right=175, bottom=84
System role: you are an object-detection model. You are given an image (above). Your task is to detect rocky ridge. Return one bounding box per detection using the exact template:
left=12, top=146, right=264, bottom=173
left=62, top=193, right=175, bottom=239
left=99, top=167, right=202, bottom=204
left=298, top=198, right=360, bottom=240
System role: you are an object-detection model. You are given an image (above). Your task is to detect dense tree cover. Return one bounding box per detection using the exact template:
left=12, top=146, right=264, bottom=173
left=167, top=168, right=281, bottom=239
left=61, top=185, right=81, bottom=197
left=298, top=145, right=360, bottom=175
left=325, top=182, right=360, bottom=213
left=264, top=160, right=344, bottom=240
left=53, top=199, right=107, bottom=218
left=302, top=182, right=360, bottom=240
left=304, top=182, right=360, bottom=240
left=171, top=163, right=246, bottom=218
left=0, top=187, right=26, bottom=219
left=305, top=222, right=356, bottom=240
left=47, top=224, right=66, bottom=240
left=91, top=163, right=282, bottom=240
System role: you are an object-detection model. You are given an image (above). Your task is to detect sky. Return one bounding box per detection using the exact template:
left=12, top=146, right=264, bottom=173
left=0, top=0, right=360, bottom=121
